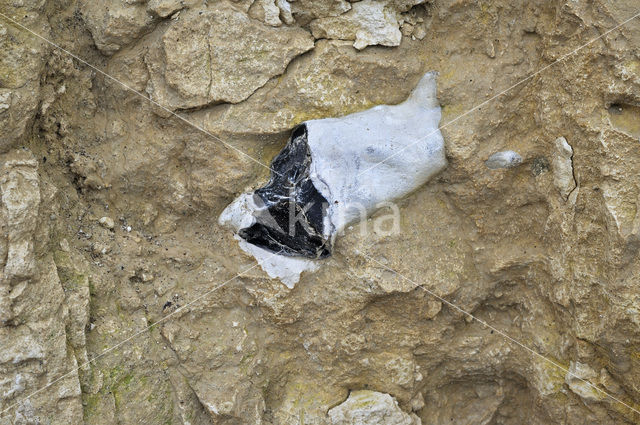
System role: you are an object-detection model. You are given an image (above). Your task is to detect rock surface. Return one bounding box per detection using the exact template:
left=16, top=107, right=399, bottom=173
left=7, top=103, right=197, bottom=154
left=328, top=390, right=421, bottom=425
left=1, top=0, right=640, bottom=424
left=552, top=137, right=576, bottom=200
left=311, top=0, right=403, bottom=50
left=79, top=0, right=157, bottom=55
left=0, top=150, right=85, bottom=424
left=145, top=2, right=315, bottom=110
left=485, top=150, right=523, bottom=169
left=0, top=3, right=50, bottom=153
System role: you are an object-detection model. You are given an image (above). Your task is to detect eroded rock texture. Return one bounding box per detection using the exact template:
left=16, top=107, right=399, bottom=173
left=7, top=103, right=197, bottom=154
left=0, top=0, right=50, bottom=153
left=1, top=0, right=640, bottom=424
left=145, top=3, right=315, bottom=109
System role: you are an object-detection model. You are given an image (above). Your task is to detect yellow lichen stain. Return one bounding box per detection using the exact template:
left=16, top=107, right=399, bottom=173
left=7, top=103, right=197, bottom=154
left=347, top=392, right=379, bottom=409
left=538, top=356, right=568, bottom=394
left=610, top=396, right=640, bottom=421
left=286, top=98, right=382, bottom=129
left=438, top=68, right=457, bottom=84
left=441, top=103, right=467, bottom=121
left=622, top=60, right=640, bottom=77
left=478, top=1, right=494, bottom=26
left=608, top=103, right=640, bottom=139
left=288, top=109, right=330, bottom=127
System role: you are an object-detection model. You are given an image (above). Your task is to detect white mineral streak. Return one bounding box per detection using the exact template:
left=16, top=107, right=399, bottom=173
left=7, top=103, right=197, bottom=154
left=219, top=72, right=446, bottom=286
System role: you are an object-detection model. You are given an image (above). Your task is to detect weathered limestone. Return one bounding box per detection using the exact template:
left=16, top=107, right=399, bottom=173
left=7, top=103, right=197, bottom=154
left=145, top=2, right=314, bottom=110
left=0, top=150, right=84, bottom=424
left=0, top=152, right=39, bottom=287
left=565, top=362, right=602, bottom=402
left=485, top=150, right=523, bottom=169
left=79, top=0, right=157, bottom=55
left=310, top=0, right=400, bottom=50
left=310, top=0, right=427, bottom=49
left=552, top=137, right=576, bottom=200
left=249, top=0, right=283, bottom=26
left=290, top=0, right=352, bottom=23
left=328, top=390, right=421, bottom=425
left=0, top=6, right=50, bottom=153
left=147, top=0, right=197, bottom=18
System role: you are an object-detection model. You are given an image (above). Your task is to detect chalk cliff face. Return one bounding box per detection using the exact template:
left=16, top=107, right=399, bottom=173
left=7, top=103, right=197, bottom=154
left=1, top=0, right=640, bottom=424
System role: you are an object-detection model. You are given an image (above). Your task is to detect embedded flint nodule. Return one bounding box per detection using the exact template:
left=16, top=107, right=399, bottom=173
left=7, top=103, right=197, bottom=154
left=219, top=72, right=447, bottom=284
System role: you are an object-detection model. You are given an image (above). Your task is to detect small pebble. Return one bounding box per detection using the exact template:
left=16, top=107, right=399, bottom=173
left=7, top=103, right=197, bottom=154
left=91, top=242, right=111, bottom=256
left=485, top=150, right=523, bottom=169
left=137, top=269, right=154, bottom=282
left=59, top=238, right=70, bottom=252
left=99, top=216, right=115, bottom=230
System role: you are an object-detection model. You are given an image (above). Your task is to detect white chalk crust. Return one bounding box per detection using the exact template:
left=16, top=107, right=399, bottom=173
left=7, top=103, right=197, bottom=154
left=306, top=71, right=446, bottom=237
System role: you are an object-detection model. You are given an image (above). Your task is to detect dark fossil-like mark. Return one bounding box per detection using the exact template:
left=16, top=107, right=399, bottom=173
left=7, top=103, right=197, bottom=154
left=238, top=124, right=331, bottom=259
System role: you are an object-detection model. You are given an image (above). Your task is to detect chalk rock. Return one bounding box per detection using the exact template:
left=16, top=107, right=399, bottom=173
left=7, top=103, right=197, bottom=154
left=147, top=0, right=197, bottom=17
left=220, top=72, right=446, bottom=285
left=99, top=216, right=115, bottom=230
left=145, top=3, right=315, bottom=110
left=0, top=148, right=84, bottom=423
left=310, top=0, right=402, bottom=50
left=328, top=390, right=421, bottom=425
left=0, top=13, right=50, bottom=153
left=290, top=0, right=352, bottom=23
left=485, top=150, right=522, bottom=169
left=0, top=151, right=40, bottom=285
left=79, top=0, right=157, bottom=55
left=276, top=0, right=295, bottom=25
left=552, top=137, right=576, bottom=200
left=249, top=0, right=283, bottom=26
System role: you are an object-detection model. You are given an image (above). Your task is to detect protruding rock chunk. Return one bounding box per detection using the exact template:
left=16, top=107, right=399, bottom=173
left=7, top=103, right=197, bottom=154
left=485, top=150, right=522, bottom=169
left=328, top=390, right=421, bottom=425
left=552, top=137, right=576, bottom=200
